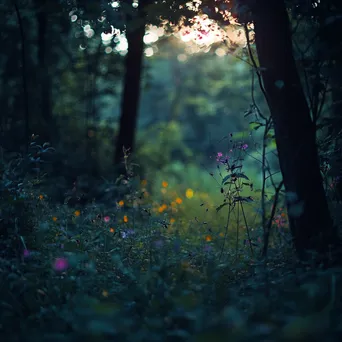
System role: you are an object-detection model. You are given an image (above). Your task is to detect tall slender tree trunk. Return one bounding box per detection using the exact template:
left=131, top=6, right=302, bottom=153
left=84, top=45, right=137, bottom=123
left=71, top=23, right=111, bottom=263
left=36, top=0, right=53, bottom=143
left=251, top=0, right=339, bottom=260
left=114, top=2, right=147, bottom=168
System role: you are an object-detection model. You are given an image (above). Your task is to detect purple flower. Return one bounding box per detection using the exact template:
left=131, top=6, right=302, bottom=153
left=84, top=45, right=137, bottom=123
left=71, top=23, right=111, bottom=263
left=216, top=152, right=230, bottom=165
left=23, top=249, right=30, bottom=258
left=53, top=257, right=69, bottom=272
left=241, top=144, right=248, bottom=150
left=216, top=152, right=223, bottom=161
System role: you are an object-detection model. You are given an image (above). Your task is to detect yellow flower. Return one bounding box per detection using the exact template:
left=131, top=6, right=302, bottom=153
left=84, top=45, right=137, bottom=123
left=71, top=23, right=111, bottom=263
left=185, top=188, right=194, bottom=199
left=74, top=210, right=81, bottom=217
left=123, top=215, right=128, bottom=223
left=219, top=232, right=224, bottom=237
left=102, top=290, right=109, bottom=297
left=162, top=181, right=168, bottom=188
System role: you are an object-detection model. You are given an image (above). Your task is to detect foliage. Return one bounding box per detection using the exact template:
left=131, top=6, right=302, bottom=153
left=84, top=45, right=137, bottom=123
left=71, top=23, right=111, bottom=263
left=1, top=149, right=342, bottom=341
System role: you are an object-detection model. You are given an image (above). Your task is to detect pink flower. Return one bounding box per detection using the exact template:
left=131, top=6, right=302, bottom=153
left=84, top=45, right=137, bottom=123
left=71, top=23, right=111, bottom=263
left=53, top=257, right=69, bottom=272
left=103, top=216, right=110, bottom=223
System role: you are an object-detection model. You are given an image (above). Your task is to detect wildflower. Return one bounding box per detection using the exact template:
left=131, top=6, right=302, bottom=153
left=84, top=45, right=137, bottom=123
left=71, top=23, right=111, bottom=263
left=205, top=235, right=212, bottom=242
left=216, top=152, right=230, bottom=164
left=241, top=144, right=248, bottom=150
left=118, top=200, right=124, bottom=207
left=175, top=197, right=182, bottom=204
left=102, top=290, right=109, bottom=297
left=170, top=218, right=176, bottom=224
left=141, top=179, right=147, bottom=187
left=158, top=204, right=167, bottom=213
left=185, top=188, right=194, bottom=199
left=123, top=215, right=128, bottom=223
left=74, top=210, right=81, bottom=217
left=53, top=257, right=69, bottom=272
left=162, top=181, right=168, bottom=188
left=23, top=249, right=30, bottom=258
left=52, top=216, right=58, bottom=222
left=103, top=216, right=110, bottom=223
left=109, top=228, right=115, bottom=233
left=216, top=152, right=223, bottom=161
left=39, top=194, right=44, bottom=200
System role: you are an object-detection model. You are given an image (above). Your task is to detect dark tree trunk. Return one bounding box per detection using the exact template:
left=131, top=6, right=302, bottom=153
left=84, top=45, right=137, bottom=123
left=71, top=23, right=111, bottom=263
left=251, top=0, right=339, bottom=260
left=36, top=0, right=54, bottom=143
left=114, top=3, right=147, bottom=168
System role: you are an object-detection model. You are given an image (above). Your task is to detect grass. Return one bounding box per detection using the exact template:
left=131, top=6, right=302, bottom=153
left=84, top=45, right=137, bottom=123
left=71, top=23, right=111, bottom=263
left=1, top=142, right=342, bottom=342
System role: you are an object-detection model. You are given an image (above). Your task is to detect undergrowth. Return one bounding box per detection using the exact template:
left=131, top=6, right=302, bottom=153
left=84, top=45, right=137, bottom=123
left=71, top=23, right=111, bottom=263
left=1, top=134, right=342, bottom=342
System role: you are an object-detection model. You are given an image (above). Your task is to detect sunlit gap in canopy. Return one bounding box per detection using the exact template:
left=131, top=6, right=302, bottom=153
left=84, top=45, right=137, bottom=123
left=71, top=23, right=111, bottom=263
left=96, top=0, right=251, bottom=58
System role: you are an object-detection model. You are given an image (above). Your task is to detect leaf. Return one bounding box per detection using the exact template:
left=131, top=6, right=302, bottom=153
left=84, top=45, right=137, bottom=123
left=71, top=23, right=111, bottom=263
left=233, top=196, right=254, bottom=203
left=221, top=175, right=231, bottom=184
left=249, top=121, right=264, bottom=130
left=216, top=202, right=229, bottom=212
left=232, top=173, right=249, bottom=180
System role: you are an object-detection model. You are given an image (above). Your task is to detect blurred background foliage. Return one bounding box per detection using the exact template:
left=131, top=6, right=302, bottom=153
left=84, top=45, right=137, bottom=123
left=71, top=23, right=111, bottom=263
left=0, top=0, right=269, bottom=206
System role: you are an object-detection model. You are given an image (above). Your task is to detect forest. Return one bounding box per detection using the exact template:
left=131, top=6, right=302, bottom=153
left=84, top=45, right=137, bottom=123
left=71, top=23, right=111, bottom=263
left=1, top=0, right=342, bottom=341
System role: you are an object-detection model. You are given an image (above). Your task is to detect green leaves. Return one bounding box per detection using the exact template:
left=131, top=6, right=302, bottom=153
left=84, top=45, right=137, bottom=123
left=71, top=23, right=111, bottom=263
left=249, top=121, right=265, bottom=131
left=221, top=173, right=249, bottom=185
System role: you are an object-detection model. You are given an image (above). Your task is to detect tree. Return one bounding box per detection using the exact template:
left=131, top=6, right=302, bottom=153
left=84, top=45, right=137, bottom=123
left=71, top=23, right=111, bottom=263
left=114, top=0, right=148, bottom=167
left=249, top=0, right=339, bottom=261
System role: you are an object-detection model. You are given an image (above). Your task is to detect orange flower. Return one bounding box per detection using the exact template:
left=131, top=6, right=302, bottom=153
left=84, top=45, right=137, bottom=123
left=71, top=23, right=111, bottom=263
left=74, top=210, right=81, bottom=217
left=170, top=218, right=175, bottom=224
left=39, top=194, right=44, bottom=200
left=162, top=181, right=168, bottom=188
left=205, top=235, right=212, bottom=242
left=219, top=232, right=224, bottom=237
left=109, top=228, right=115, bottom=233
left=52, top=216, right=58, bottom=222
left=141, top=179, right=147, bottom=187
left=175, top=197, right=182, bottom=204
left=123, top=215, right=128, bottom=223
left=158, top=204, right=167, bottom=213
left=118, top=200, right=124, bottom=207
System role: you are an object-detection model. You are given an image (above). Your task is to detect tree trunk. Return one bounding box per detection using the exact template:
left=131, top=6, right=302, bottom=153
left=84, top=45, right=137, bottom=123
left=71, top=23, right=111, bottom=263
left=36, top=0, right=54, bottom=143
left=251, top=0, right=339, bottom=260
left=114, top=3, right=146, bottom=168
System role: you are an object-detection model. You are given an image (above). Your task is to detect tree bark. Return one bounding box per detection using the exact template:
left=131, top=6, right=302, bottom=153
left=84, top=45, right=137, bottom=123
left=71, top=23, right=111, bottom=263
left=251, top=0, right=339, bottom=260
left=114, top=2, right=147, bottom=168
left=36, top=0, right=54, bottom=143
